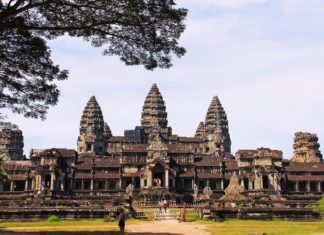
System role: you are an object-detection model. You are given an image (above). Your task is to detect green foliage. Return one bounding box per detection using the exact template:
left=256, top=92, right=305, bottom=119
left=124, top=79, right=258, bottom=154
left=0, top=0, right=187, bottom=119
left=0, top=154, right=8, bottom=183
left=314, top=197, right=324, bottom=215
left=47, top=215, right=60, bottom=222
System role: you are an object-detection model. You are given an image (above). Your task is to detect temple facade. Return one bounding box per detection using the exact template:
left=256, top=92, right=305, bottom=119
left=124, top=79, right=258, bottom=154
left=0, top=84, right=323, bottom=202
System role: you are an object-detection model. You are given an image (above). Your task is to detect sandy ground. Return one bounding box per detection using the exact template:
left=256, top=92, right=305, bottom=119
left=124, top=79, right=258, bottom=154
left=127, top=219, right=211, bottom=235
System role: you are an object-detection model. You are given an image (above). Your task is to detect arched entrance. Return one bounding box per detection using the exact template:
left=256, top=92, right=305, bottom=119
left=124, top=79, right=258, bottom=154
left=152, top=163, right=164, bottom=187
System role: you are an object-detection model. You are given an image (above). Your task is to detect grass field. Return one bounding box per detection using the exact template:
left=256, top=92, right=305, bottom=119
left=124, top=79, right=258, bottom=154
left=203, top=219, right=324, bottom=235
left=1, top=218, right=324, bottom=235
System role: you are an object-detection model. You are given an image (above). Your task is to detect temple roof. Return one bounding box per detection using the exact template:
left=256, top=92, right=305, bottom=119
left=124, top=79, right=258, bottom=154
left=204, top=96, right=229, bottom=135
left=141, top=83, right=168, bottom=129
left=79, top=96, right=105, bottom=137
left=286, top=162, right=324, bottom=172
left=196, top=156, right=222, bottom=166
left=195, top=122, right=205, bottom=139
left=236, top=148, right=283, bottom=159
left=1, top=161, right=31, bottom=170
left=204, top=96, right=231, bottom=152
left=103, top=122, right=112, bottom=139
left=197, top=172, right=223, bottom=179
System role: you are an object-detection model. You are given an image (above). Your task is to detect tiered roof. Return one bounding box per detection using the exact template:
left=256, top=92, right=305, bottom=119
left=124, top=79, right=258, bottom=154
left=291, top=132, right=322, bottom=163
left=141, top=83, right=168, bottom=129
left=103, top=122, right=112, bottom=140
left=195, top=122, right=205, bottom=139
left=79, top=96, right=105, bottom=137
left=204, top=96, right=229, bottom=136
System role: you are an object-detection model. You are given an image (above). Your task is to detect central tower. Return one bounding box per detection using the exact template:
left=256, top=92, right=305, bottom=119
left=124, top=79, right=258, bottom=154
left=141, top=83, right=172, bottom=142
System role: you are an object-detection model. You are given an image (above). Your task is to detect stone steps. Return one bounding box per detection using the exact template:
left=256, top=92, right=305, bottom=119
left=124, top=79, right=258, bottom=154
left=155, top=210, right=176, bottom=220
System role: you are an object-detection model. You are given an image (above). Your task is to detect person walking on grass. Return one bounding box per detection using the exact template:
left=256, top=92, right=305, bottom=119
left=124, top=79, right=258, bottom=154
left=118, top=208, right=128, bottom=235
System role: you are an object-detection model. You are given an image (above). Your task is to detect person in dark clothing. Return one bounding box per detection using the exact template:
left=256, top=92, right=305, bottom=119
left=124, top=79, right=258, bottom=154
left=118, top=208, right=128, bottom=235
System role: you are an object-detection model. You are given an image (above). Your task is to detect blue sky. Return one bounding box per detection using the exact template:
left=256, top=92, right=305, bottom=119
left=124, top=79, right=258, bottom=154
left=5, top=0, right=324, bottom=158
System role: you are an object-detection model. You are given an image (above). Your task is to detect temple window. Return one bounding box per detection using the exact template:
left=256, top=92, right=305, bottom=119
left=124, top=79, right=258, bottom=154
left=98, top=181, right=104, bottom=190
left=262, top=176, right=269, bottom=189
left=84, top=180, right=91, bottom=190
left=108, top=180, right=116, bottom=189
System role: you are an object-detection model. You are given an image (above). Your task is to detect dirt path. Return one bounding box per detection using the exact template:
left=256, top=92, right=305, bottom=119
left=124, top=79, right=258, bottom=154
left=127, top=219, right=211, bottom=235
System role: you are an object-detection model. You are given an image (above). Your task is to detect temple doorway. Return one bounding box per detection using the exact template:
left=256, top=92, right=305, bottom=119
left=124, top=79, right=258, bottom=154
left=153, top=163, right=164, bottom=187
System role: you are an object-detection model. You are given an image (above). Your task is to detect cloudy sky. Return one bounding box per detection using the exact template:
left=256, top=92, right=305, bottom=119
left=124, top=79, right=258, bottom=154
left=5, top=0, right=324, bottom=158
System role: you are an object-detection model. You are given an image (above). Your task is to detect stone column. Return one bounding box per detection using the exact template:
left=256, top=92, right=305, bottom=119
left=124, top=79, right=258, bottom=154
left=90, top=179, right=94, bottom=190
left=32, top=178, right=35, bottom=191
left=35, top=175, right=40, bottom=190
left=105, top=180, right=108, bottom=190
left=60, top=180, right=64, bottom=191
left=50, top=174, right=55, bottom=190
left=25, top=180, right=28, bottom=191
left=148, top=170, right=153, bottom=187
left=192, top=179, right=194, bottom=190
left=307, top=181, right=311, bottom=192
left=81, top=180, right=84, bottom=190
left=248, top=180, right=253, bottom=190
left=10, top=181, right=14, bottom=192
left=317, top=182, right=322, bottom=192
left=295, top=181, right=299, bottom=192
left=119, top=178, right=122, bottom=189
left=165, top=169, right=169, bottom=188
left=221, top=179, right=224, bottom=190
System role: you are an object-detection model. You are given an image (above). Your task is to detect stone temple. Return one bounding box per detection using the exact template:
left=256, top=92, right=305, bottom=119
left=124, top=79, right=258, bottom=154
left=0, top=84, right=323, bottom=219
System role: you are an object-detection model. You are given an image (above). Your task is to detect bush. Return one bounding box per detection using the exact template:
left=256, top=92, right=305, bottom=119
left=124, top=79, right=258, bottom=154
left=47, top=215, right=60, bottom=222
left=314, top=198, right=324, bottom=215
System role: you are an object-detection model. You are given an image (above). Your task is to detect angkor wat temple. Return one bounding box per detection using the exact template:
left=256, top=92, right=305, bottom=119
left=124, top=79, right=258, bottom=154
left=0, top=84, right=323, bottom=219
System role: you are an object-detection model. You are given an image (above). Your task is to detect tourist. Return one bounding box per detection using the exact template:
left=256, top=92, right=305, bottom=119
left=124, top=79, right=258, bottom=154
left=162, top=200, right=168, bottom=213
left=118, top=208, right=128, bottom=235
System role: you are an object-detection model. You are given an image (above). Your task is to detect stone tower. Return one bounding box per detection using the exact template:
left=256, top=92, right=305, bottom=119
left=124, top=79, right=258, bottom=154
left=103, top=122, right=112, bottom=140
left=0, top=122, right=24, bottom=160
left=141, top=83, right=172, bottom=141
left=195, top=122, right=206, bottom=140
left=201, top=96, right=231, bottom=154
left=291, top=132, right=322, bottom=163
left=77, top=96, right=107, bottom=155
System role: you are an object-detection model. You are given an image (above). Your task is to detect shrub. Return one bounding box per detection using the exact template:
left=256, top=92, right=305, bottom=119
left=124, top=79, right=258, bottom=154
left=314, top=198, right=324, bottom=215
left=47, top=215, right=60, bottom=222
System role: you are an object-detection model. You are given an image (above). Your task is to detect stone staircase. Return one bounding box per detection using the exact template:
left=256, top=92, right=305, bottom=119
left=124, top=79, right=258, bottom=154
left=154, top=209, right=176, bottom=220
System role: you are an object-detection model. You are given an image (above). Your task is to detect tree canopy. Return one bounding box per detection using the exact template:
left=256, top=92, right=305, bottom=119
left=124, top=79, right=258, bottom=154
left=0, top=0, right=187, bottom=119
left=0, top=154, right=8, bottom=183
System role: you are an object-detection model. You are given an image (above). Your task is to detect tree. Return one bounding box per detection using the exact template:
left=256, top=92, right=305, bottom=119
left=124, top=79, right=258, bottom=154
left=0, top=0, right=187, bottom=119
left=0, top=154, right=8, bottom=183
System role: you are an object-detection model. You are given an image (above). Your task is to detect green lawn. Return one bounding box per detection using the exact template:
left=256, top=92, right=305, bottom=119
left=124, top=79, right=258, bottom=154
left=0, top=219, right=143, bottom=235
left=202, top=219, right=324, bottom=235
left=1, top=218, right=324, bottom=235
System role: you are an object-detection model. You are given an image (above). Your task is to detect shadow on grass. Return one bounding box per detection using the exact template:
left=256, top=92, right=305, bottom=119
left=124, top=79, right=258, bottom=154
left=0, top=230, right=183, bottom=235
